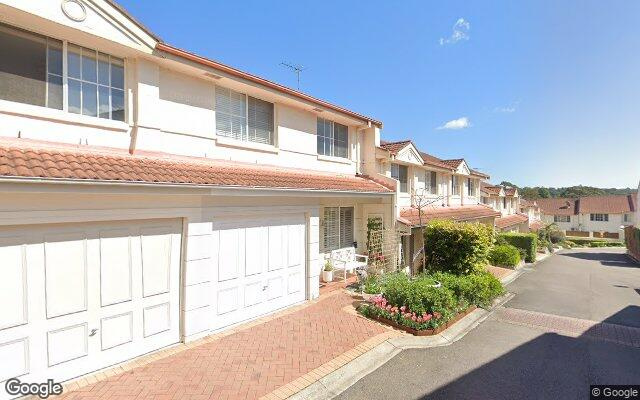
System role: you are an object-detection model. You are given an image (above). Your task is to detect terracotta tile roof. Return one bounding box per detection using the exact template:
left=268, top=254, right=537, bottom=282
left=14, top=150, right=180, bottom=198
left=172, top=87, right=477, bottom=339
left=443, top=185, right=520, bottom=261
left=399, top=204, right=500, bottom=227
left=537, top=198, right=578, bottom=216
left=520, top=198, right=537, bottom=208
left=378, top=140, right=413, bottom=155
left=0, top=138, right=393, bottom=193
left=469, top=169, right=490, bottom=179
left=577, top=194, right=636, bottom=214
left=504, top=187, right=517, bottom=197
left=441, top=159, right=464, bottom=169
left=495, top=213, right=529, bottom=229
left=417, top=151, right=454, bottom=170
left=480, top=182, right=503, bottom=196
left=537, top=195, right=637, bottom=216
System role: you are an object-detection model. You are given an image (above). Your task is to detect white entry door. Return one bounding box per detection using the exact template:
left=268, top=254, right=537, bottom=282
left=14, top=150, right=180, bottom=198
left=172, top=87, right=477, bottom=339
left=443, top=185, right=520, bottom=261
left=210, top=214, right=306, bottom=331
left=0, top=219, right=182, bottom=392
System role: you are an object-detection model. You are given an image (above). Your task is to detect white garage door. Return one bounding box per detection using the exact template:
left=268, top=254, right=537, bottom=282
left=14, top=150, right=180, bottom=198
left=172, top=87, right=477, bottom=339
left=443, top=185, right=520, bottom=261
left=0, top=219, right=182, bottom=389
left=210, top=214, right=306, bottom=331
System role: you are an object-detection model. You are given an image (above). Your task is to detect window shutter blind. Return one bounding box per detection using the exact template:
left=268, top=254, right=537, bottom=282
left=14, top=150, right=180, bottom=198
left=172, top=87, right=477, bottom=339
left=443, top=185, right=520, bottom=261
left=216, top=86, right=246, bottom=141
left=323, top=207, right=340, bottom=251
left=248, top=96, right=274, bottom=144
left=339, top=207, right=354, bottom=248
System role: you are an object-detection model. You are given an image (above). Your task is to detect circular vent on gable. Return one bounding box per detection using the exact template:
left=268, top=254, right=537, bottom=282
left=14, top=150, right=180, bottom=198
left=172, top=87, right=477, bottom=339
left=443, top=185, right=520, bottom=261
left=61, top=0, right=87, bottom=22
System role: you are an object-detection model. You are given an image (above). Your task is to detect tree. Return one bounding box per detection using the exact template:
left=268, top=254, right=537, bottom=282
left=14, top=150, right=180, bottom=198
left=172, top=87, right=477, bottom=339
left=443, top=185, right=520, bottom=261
left=500, top=181, right=518, bottom=188
left=410, top=189, right=445, bottom=274
left=538, top=187, right=551, bottom=198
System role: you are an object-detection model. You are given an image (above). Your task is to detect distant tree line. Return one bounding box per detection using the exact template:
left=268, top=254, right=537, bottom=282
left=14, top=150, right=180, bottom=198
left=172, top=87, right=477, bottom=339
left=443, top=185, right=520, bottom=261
left=497, top=182, right=637, bottom=200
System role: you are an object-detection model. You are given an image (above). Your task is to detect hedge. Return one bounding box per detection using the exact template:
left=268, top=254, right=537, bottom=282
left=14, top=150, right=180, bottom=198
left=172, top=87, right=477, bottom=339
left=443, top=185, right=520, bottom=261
left=423, top=219, right=494, bottom=275
left=569, top=237, right=625, bottom=247
left=625, top=226, right=640, bottom=260
left=488, top=244, right=521, bottom=267
left=497, top=232, right=537, bottom=263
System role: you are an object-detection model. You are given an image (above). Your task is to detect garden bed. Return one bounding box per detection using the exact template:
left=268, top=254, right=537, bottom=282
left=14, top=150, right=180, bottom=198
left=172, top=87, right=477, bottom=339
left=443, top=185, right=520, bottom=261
left=367, top=305, right=477, bottom=336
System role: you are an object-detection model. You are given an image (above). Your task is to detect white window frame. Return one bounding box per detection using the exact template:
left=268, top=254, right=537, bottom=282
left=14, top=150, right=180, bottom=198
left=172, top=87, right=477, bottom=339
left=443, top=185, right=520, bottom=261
left=451, top=175, right=460, bottom=196
left=425, top=171, right=438, bottom=194
left=214, top=85, right=276, bottom=146
left=590, top=213, right=609, bottom=222
left=391, top=164, right=408, bottom=193
left=0, top=23, right=127, bottom=121
left=554, top=215, right=570, bottom=223
left=317, top=117, right=349, bottom=159
left=323, top=206, right=355, bottom=251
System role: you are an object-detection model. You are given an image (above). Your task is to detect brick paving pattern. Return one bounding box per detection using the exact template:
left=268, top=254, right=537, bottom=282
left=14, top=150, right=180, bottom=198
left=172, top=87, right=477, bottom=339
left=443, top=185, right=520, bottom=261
left=486, top=265, right=514, bottom=281
left=58, top=292, right=388, bottom=400
left=495, top=307, right=640, bottom=348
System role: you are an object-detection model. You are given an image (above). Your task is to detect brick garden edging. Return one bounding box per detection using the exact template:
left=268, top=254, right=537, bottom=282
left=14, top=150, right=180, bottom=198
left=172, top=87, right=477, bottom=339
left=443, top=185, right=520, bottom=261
left=365, top=306, right=477, bottom=336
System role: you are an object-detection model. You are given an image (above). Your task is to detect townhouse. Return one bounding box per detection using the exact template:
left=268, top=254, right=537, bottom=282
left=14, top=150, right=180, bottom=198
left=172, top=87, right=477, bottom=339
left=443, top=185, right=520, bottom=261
left=0, top=0, right=398, bottom=388
left=538, top=194, right=637, bottom=239
left=370, top=140, right=500, bottom=270
left=480, top=183, right=529, bottom=232
left=519, top=198, right=543, bottom=231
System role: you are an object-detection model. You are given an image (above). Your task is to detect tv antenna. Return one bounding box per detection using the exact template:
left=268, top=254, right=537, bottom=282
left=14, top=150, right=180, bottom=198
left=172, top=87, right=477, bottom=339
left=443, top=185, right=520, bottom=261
left=280, top=62, right=306, bottom=90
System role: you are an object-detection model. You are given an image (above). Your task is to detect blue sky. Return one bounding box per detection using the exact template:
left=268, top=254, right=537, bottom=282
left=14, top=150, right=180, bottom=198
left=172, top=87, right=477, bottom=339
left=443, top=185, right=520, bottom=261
left=119, top=0, right=640, bottom=188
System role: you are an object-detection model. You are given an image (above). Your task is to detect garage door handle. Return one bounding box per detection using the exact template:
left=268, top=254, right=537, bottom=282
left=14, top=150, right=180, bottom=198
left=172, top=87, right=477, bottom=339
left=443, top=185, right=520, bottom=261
left=89, top=328, right=98, bottom=337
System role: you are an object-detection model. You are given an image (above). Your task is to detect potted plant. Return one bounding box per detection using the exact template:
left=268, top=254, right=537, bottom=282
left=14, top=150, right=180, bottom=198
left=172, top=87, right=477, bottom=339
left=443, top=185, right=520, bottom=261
left=322, top=260, right=334, bottom=282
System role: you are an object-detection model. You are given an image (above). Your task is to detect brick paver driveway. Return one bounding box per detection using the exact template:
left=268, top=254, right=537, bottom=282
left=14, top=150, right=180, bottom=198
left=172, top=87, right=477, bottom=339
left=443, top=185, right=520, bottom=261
left=59, top=291, right=388, bottom=400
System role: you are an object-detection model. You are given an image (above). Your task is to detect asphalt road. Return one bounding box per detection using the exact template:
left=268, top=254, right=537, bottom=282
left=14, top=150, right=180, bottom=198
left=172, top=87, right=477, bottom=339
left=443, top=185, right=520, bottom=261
left=336, top=248, right=640, bottom=400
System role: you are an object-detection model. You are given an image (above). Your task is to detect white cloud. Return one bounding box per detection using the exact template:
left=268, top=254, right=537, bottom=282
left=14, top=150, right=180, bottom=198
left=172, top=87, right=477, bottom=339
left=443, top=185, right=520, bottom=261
left=437, top=117, right=471, bottom=130
left=494, top=100, right=520, bottom=113
left=439, top=18, right=470, bottom=45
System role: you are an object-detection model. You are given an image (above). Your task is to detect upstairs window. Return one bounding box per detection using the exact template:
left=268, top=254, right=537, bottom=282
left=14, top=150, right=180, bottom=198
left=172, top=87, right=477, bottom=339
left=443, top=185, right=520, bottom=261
left=391, top=164, right=408, bottom=193
left=215, top=86, right=274, bottom=145
left=0, top=24, right=62, bottom=109
left=451, top=175, right=460, bottom=196
left=317, top=118, right=348, bottom=158
left=467, top=178, right=474, bottom=196
left=503, top=197, right=507, bottom=209
left=0, top=23, right=125, bottom=120
left=590, top=213, right=609, bottom=222
left=67, top=44, right=124, bottom=121
left=554, top=215, right=570, bottom=223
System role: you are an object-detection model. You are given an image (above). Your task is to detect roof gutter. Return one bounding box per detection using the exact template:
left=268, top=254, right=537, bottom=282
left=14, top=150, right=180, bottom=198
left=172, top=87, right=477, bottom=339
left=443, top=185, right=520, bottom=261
left=0, top=176, right=394, bottom=197
left=155, top=43, right=383, bottom=129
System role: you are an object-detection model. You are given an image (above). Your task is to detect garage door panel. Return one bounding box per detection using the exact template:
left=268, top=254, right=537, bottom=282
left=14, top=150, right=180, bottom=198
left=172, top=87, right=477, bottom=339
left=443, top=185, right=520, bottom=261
left=143, top=302, right=171, bottom=338
left=141, top=229, right=173, bottom=298
left=218, top=229, right=241, bottom=282
left=216, top=286, right=239, bottom=315
left=287, top=272, right=302, bottom=295
left=243, top=281, right=263, bottom=307
left=268, top=225, right=286, bottom=271
left=0, top=338, right=29, bottom=382
left=100, top=312, right=133, bottom=351
left=99, top=231, right=132, bottom=307
left=44, top=235, right=87, bottom=319
left=245, top=226, right=267, bottom=276
left=266, top=276, right=284, bottom=300
left=0, top=243, right=27, bottom=330
left=47, top=322, right=88, bottom=367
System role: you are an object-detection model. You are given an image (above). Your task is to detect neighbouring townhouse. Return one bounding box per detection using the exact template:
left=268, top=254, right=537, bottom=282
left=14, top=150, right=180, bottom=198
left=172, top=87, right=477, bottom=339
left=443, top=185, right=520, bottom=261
left=519, top=198, right=543, bottom=231
left=480, top=183, right=529, bottom=232
left=538, top=194, right=637, bottom=239
left=372, top=140, right=500, bottom=270
left=0, top=0, right=398, bottom=388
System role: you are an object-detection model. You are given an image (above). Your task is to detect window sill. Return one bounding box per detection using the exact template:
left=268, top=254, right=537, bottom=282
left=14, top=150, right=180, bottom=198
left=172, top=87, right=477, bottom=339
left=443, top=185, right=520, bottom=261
left=317, top=154, right=352, bottom=165
left=0, top=99, right=130, bottom=132
left=215, top=136, right=279, bottom=153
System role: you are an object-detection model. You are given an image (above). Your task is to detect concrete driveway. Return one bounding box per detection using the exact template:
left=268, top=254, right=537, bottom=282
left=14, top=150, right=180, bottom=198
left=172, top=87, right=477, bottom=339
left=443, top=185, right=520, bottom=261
left=336, top=248, right=640, bottom=400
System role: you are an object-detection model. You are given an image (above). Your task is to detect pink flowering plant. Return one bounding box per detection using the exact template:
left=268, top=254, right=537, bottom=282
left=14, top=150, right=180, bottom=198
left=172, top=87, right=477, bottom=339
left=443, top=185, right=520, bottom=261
left=357, top=271, right=503, bottom=331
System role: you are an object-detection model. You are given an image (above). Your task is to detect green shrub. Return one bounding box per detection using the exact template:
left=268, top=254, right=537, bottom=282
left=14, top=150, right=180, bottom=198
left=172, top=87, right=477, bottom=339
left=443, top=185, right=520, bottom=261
left=569, top=238, right=624, bottom=247
left=423, top=220, right=494, bottom=275
left=549, top=230, right=566, bottom=244
left=562, top=240, right=576, bottom=248
left=488, top=244, right=521, bottom=267
left=429, top=271, right=504, bottom=309
left=363, top=274, right=383, bottom=294
left=498, top=233, right=538, bottom=262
